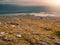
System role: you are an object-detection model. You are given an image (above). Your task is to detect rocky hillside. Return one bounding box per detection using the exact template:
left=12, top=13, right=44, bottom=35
left=0, top=15, right=60, bottom=45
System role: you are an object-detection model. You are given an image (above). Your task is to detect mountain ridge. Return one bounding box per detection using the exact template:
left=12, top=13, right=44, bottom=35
left=0, top=4, right=51, bottom=14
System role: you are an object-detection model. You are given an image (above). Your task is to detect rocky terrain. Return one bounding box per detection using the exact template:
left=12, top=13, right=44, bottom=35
left=0, top=15, right=60, bottom=45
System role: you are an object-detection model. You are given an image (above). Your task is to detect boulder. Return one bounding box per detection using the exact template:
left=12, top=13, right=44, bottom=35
left=2, top=37, right=12, bottom=42
left=16, top=34, right=22, bottom=38
left=10, top=22, right=19, bottom=25
left=32, top=32, right=40, bottom=35
left=54, top=41, right=60, bottom=45
left=0, top=32, right=5, bottom=35
left=11, top=25, right=16, bottom=27
left=44, top=27, right=52, bottom=31
left=0, top=34, right=4, bottom=37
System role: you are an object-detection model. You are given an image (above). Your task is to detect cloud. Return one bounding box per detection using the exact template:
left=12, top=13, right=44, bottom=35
left=0, top=0, right=57, bottom=6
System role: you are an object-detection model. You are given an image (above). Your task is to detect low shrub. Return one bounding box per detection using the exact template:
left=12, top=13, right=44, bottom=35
left=54, top=31, right=60, bottom=38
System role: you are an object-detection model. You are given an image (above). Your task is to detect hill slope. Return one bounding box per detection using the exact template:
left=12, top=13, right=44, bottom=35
left=0, top=15, right=60, bottom=45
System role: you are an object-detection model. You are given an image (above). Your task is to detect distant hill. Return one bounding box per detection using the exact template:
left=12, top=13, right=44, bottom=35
left=0, top=4, right=51, bottom=14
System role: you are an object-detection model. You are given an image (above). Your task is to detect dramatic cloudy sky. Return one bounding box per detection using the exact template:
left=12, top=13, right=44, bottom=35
left=0, top=0, right=60, bottom=6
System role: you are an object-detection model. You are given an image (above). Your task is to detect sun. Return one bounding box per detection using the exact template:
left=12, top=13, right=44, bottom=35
left=52, top=0, right=60, bottom=6
left=50, top=0, right=60, bottom=11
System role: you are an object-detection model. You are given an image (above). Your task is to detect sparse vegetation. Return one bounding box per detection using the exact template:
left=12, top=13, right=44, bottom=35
left=0, top=15, right=60, bottom=45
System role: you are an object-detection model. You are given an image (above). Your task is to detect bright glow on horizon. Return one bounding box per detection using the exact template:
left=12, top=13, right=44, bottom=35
left=51, top=0, right=60, bottom=6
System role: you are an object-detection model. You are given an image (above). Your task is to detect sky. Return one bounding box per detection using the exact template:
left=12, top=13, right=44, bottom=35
left=0, top=0, right=60, bottom=9
left=0, top=0, right=59, bottom=6
left=0, top=0, right=60, bottom=15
